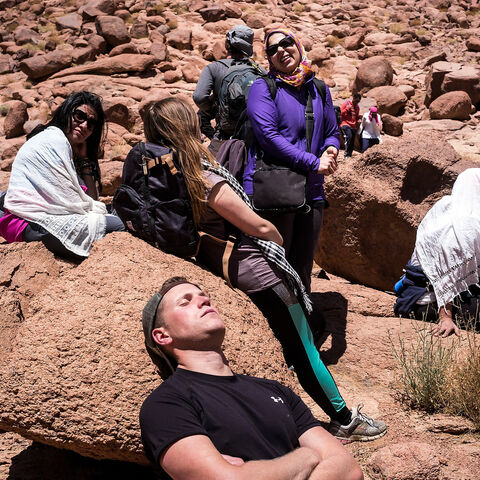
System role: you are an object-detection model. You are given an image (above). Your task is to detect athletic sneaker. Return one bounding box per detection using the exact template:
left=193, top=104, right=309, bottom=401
left=328, top=404, right=387, bottom=442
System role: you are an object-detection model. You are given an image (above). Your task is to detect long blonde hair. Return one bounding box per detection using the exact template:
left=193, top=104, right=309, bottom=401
left=143, top=98, right=217, bottom=226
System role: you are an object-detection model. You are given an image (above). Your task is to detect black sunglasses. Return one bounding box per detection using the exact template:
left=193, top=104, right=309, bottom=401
left=266, top=36, right=295, bottom=57
left=72, top=109, right=97, bottom=130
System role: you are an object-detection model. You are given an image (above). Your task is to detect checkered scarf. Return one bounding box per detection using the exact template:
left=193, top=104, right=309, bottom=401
left=201, top=158, right=313, bottom=313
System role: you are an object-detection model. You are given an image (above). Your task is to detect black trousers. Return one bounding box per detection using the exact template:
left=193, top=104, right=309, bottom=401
left=249, top=287, right=350, bottom=423
left=340, top=125, right=356, bottom=157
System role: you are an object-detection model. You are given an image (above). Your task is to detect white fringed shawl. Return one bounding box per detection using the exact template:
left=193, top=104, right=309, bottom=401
left=414, top=168, right=480, bottom=309
left=5, top=126, right=107, bottom=257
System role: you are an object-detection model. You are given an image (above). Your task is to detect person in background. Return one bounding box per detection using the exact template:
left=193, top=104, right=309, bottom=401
left=340, top=93, right=361, bottom=158
left=360, top=107, right=382, bottom=153
left=0, top=91, right=124, bottom=259
left=193, top=25, right=256, bottom=154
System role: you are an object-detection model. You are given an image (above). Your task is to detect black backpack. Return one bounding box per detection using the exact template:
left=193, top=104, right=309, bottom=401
left=112, top=142, right=199, bottom=257
left=216, top=59, right=266, bottom=137
left=233, top=76, right=327, bottom=148
left=333, top=105, right=341, bottom=125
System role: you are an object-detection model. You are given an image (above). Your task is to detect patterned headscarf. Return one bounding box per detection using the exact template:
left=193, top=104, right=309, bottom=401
left=265, top=29, right=313, bottom=88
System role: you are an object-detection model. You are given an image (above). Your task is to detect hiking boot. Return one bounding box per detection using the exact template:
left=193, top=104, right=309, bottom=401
left=328, top=404, right=387, bottom=442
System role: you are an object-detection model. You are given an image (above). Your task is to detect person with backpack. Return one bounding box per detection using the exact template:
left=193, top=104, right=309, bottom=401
left=0, top=91, right=124, bottom=259
left=193, top=25, right=264, bottom=155
left=244, top=29, right=340, bottom=294
left=340, top=94, right=361, bottom=158
left=129, top=97, right=386, bottom=442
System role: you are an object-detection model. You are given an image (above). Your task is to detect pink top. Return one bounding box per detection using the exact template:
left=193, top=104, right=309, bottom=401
left=0, top=185, right=88, bottom=243
left=0, top=208, right=28, bottom=242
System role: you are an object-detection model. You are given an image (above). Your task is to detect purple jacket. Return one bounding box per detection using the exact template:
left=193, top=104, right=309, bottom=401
left=244, top=76, right=340, bottom=202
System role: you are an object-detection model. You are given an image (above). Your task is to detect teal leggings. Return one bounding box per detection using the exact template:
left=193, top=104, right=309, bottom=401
left=249, top=285, right=350, bottom=423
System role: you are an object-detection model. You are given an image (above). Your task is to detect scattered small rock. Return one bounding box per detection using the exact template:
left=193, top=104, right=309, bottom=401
left=4, top=100, right=28, bottom=139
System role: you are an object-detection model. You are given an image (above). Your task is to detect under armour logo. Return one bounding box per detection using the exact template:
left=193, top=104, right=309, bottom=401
left=271, top=396, right=284, bottom=403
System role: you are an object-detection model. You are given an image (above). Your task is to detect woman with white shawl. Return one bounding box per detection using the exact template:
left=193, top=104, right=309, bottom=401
left=396, top=168, right=480, bottom=337
left=0, top=91, right=124, bottom=258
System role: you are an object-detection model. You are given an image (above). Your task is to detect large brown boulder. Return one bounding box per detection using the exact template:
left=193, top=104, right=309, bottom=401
left=315, top=132, right=474, bottom=291
left=80, top=0, right=116, bottom=20
left=0, top=234, right=297, bottom=463
left=95, top=15, right=130, bottom=47
left=50, top=54, right=155, bottom=78
left=3, top=100, right=28, bottom=139
left=13, top=27, right=41, bottom=46
left=0, top=54, right=15, bottom=74
left=381, top=114, right=403, bottom=136
left=165, top=29, right=192, bottom=50
left=365, top=86, right=408, bottom=116
left=429, top=91, right=472, bottom=120
left=19, top=50, right=73, bottom=80
left=55, top=13, right=83, bottom=32
left=466, top=37, right=480, bottom=52
left=425, top=61, right=480, bottom=107
left=352, top=56, right=394, bottom=95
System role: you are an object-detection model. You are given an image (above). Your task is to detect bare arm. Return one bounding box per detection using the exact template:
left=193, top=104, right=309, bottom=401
left=161, top=434, right=319, bottom=480
left=299, top=427, right=363, bottom=480
left=208, top=181, right=283, bottom=245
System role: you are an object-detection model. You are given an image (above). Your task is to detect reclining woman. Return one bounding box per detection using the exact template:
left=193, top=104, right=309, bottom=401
left=141, top=97, right=386, bottom=442
left=394, top=168, right=480, bottom=337
left=0, top=91, right=124, bottom=259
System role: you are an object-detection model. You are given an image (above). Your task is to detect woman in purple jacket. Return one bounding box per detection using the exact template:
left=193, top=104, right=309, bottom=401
left=244, top=29, right=340, bottom=293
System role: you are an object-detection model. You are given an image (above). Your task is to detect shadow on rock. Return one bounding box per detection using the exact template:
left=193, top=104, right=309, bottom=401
left=7, top=442, right=156, bottom=480
left=310, top=291, right=348, bottom=366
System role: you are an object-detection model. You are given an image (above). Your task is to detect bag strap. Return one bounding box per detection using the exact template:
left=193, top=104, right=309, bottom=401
left=139, top=142, right=158, bottom=247
left=197, top=231, right=236, bottom=289
left=305, top=88, right=314, bottom=154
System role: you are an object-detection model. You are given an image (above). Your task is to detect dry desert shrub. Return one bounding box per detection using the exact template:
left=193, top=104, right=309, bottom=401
left=391, top=321, right=454, bottom=413
left=391, top=314, right=480, bottom=430
left=445, top=322, right=480, bottom=428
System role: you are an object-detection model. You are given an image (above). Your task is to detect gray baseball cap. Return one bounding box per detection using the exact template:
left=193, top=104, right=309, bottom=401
left=226, top=25, right=254, bottom=57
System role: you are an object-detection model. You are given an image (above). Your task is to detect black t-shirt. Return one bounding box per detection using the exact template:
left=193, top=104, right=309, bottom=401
left=140, top=368, right=321, bottom=467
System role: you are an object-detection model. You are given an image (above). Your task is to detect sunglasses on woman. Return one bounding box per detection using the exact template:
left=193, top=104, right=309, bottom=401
left=72, top=109, right=97, bottom=130
left=266, top=36, right=295, bottom=57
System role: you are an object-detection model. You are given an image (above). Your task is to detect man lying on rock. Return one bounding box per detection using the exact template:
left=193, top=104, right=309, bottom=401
left=140, top=276, right=363, bottom=480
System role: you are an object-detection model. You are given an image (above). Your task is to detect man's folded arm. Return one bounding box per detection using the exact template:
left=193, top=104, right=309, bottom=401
left=160, top=434, right=319, bottom=480
left=298, top=427, right=363, bottom=480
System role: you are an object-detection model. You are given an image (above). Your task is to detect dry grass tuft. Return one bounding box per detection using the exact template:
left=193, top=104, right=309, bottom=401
left=391, top=314, right=480, bottom=430
left=390, top=23, right=406, bottom=34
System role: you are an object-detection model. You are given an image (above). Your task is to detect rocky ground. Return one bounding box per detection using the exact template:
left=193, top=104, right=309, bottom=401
left=1, top=0, right=480, bottom=478
left=1, top=239, right=479, bottom=479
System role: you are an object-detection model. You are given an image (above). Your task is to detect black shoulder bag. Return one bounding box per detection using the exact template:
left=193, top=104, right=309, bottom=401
left=251, top=86, right=316, bottom=213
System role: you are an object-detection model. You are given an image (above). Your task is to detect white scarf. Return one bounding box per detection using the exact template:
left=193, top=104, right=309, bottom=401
left=414, top=168, right=480, bottom=309
left=5, top=126, right=107, bottom=257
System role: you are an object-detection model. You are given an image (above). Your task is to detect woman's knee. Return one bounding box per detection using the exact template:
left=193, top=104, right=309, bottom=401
left=105, top=214, right=125, bottom=233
